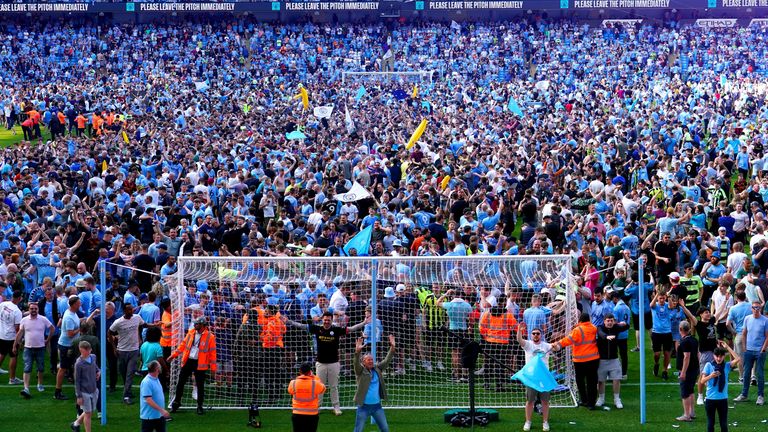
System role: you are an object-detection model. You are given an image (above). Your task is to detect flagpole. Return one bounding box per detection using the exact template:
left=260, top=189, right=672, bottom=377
left=638, top=255, right=646, bottom=425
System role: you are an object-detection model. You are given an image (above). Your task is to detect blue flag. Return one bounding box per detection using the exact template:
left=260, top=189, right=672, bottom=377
left=508, top=97, right=524, bottom=117
left=344, top=224, right=373, bottom=256
left=355, top=86, right=367, bottom=101
left=285, top=130, right=307, bottom=140
left=392, top=89, right=408, bottom=101
left=511, top=353, right=558, bottom=392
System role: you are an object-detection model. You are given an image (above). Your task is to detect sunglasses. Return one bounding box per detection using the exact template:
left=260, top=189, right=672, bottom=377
left=752, top=306, right=762, bottom=310
left=531, top=332, right=541, bottom=335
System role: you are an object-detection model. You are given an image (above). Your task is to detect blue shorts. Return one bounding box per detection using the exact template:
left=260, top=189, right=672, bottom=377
left=23, top=347, right=46, bottom=373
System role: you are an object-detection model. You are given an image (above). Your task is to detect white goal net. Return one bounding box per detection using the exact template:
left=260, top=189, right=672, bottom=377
left=168, top=255, right=577, bottom=410
left=341, top=70, right=436, bottom=85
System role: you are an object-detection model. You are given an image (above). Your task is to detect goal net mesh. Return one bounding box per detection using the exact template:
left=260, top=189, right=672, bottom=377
left=341, top=70, right=435, bottom=85
left=168, top=255, right=577, bottom=410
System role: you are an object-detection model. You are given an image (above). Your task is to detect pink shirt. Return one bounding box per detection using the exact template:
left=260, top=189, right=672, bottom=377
left=20, top=315, right=52, bottom=348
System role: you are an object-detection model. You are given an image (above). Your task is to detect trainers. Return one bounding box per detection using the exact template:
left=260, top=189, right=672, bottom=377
left=333, top=408, right=343, bottom=416
left=734, top=394, right=748, bottom=402
left=757, top=396, right=765, bottom=406
left=661, top=371, right=669, bottom=381
left=123, top=397, right=134, bottom=405
left=474, top=367, right=485, bottom=375
left=0, top=368, right=7, bottom=374
left=20, top=388, right=31, bottom=399
left=192, top=387, right=198, bottom=401
left=394, top=368, right=405, bottom=376
left=542, top=421, right=550, bottom=432
left=37, top=384, right=44, bottom=392
left=630, top=347, right=640, bottom=352
left=615, top=398, right=623, bottom=409
left=70, top=422, right=80, bottom=432
left=595, top=396, right=605, bottom=407
left=621, top=375, right=627, bottom=380
left=437, top=361, right=446, bottom=371
left=523, top=421, right=531, bottom=431
left=422, top=360, right=433, bottom=372
left=54, top=393, right=69, bottom=400
left=696, top=394, right=705, bottom=405
left=8, top=378, right=22, bottom=385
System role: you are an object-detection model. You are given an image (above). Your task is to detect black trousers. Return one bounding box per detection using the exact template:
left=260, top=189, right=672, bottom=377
left=141, top=418, right=167, bottom=432
left=574, top=359, right=599, bottom=407
left=172, top=359, right=206, bottom=409
left=617, top=339, right=628, bottom=376
left=705, top=398, right=728, bottom=432
left=107, top=343, right=118, bottom=390
left=292, top=414, right=319, bottom=432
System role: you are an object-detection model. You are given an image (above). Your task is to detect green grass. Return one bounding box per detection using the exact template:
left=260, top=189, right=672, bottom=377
left=2, top=342, right=767, bottom=432
left=0, top=126, right=51, bottom=147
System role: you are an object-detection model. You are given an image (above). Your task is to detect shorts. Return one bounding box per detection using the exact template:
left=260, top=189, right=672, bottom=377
left=78, top=390, right=99, bottom=413
left=597, top=359, right=623, bottom=382
left=448, top=330, right=470, bottom=350
left=58, top=344, right=74, bottom=370
left=526, top=387, right=551, bottom=403
left=395, top=325, right=416, bottom=343
left=0, top=339, right=16, bottom=357
left=716, top=322, right=732, bottom=340
left=632, top=312, right=653, bottom=331
left=699, top=351, right=714, bottom=374
left=23, top=347, right=46, bottom=373
left=651, top=333, right=674, bottom=353
left=425, top=328, right=445, bottom=346
left=680, top=375, right=697, bottom=398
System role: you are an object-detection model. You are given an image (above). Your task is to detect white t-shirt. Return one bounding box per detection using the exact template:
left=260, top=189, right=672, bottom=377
left=329, top=290, right=349, bottom=322
left=711, top=290, right=734, bottom=318
left=20, top=315, right=52, bottom=348
left=521, top=339, right=552, bottom=369
left=109, top=315, right=145, bottom=352
left=726, top=252, right=748, bottom=275
left=0, top=300, right=22, bottom=341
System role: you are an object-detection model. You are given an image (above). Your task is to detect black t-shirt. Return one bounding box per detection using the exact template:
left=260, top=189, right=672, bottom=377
left=676, top=335, right=699, bottom=373
left=695, top=319, right=717, bottom=353
left=309, top=324, right=346, bottom=364
left=669, top=283, right=688, bottom=302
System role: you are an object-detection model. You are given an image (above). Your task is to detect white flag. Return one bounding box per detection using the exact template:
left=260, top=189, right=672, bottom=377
left=334, top=182, right=371, bottom=203
left=313, top=104, right=334, bottom=119
left=451, top=20, right=461, bottom=31
left=194, top=81, right=209, bottom=92
left=345, top=105, right=356, bottom=135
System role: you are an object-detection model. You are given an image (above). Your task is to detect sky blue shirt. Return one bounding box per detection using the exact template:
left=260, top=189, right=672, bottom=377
left=651, top=303, right=672, bottom=334
left=703, top=362, right=732, bottom=400
left=364, top=370, right=381, bottom=405
left=523, top=306, right=552, bottom=339
left=140, top=374, right=165, bottom=420
left=591, top=300, right=612, bottom=327
left=58, top=309, right=80, bottom=347
left=613, top=300, right=631, bottom=340
left=443, top=299, right=472, bottom=331
left=727, top=302, right=752, bottom=334
left=744, top=314, right=768, bottom=351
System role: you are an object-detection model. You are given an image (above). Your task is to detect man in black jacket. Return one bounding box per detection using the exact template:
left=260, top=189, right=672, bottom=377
left=596, top=313, right=629, bottom=409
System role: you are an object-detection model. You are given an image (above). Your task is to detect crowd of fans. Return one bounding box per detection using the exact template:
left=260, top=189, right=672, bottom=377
left=0, top=15, right=768, bottom=431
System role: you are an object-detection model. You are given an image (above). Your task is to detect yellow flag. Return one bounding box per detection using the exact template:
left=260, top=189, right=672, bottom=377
left=412, top=84, right=418, bottom=99
left=440, top=175, right=451, bottom=190
left=405, top=119, right=428, bottom=150
left=294, top=86, right=309, bottom=110
left=122, top=131, right=129, bottom=144
left=101, top=160, right=107, bottom=173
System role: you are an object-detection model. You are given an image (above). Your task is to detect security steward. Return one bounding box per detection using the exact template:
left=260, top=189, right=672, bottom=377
left=167, top=316, right=217, bottom=415
left=288, top=362, right=327, bottom=432
left=552, top=312, right=600, bottom=409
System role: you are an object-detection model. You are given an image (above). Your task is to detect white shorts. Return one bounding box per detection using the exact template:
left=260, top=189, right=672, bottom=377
left=79, top=390, right=99, bottom=413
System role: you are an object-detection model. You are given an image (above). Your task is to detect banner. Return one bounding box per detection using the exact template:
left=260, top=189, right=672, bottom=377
left=333, top=182, right=372, bottom=202
left=602, top=19, right=643, bottom=27
left=696, top=18, right=738, bottom=27
left=313, top=105, right=334, bottom=119
left=749, top=18, right=768, bottom=27
left=284, top=1, right=379, bottom=10
left=574, top=0, right=670, bottom=7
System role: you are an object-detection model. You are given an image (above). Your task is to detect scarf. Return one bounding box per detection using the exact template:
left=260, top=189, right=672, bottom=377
left=712, top=361, right=726, bottom=393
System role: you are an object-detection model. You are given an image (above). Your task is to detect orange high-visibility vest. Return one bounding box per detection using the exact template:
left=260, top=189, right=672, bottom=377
left=558, top=322, right=599, bottom=362
left=160, top=310, right=179, bottom=348
left=170, top=328, right=217, bottom=371
left=261, top=314, right=286, bottom=349
left=288, top=373, right=326, bottom=415
left=478, top=310, right=517, bottom=344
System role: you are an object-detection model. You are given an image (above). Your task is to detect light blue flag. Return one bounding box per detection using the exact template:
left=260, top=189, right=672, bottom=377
left=508, top=96, right=524, bottom=117
left=511, top=353, right=558, bottom=392
left=285, top=131, right=307, bottom=140
left=344, top=224, right=373, bottom=256
left=355, top=86, right=367, bottom=101
left=720, top=74, right=727, bottom=87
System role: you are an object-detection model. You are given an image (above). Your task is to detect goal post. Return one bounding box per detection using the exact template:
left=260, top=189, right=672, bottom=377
left=341, top=70, right=436, bottom=85
left=168, top=255, right=577, bottom=411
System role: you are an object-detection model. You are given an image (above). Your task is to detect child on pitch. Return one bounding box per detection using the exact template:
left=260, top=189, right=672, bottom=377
left=72, top=341, right=100, bottom=432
